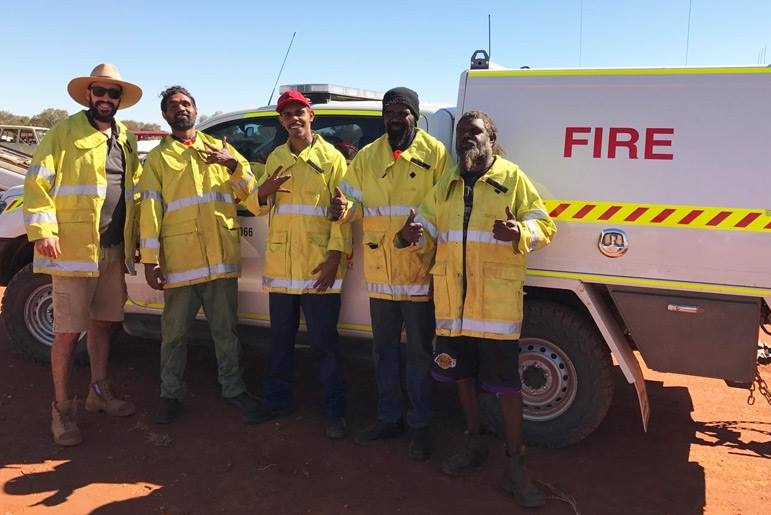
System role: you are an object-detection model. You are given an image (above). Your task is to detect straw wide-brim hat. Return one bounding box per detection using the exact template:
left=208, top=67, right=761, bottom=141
left=67, top=63, right=142, bottom=109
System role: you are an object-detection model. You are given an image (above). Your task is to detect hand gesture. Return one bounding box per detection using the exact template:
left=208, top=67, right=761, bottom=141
left=398, top=208, right=423, bottom=244
left=144, top=263, right=166, bottom=290
left=312, top=251, right=342, bottom=292
left=34, top=237, right=61, bottom=259
left=492, top=206, right=520, bottom=242
left=328, top=186, right=346, bottom=221
left=202, top=136, right=237, bottom=172
left=257, top=165, right=292, bottom=204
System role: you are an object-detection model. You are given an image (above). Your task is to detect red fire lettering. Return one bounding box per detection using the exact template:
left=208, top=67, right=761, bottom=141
left=608, top=128, right=639, bottom=159
left=645, top=128, right=674, bottom=160
left=592, top=127, right=603, bottom=158
left=564, top=127, right=591, bottom=157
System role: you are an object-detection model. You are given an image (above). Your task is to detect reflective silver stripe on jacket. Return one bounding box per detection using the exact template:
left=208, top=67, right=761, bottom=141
left=141, top=190, right=162, bottom=202
left=24, top=211, right=58, bottom=225
left=522, top=209, right=549, bottom=221
left=165, top=192, right=234, bottom=213
left=262, top=277, right=343, bottom=290
left=366, top=282, right=430, bottom=296
left=140, top=238, right=160, bottom=249
left=362, top=205, right=414, bottom=218
left=339, top=182, right=362, bottom=203
left=525, top=220, right=540, bottom=251
left=35, top=257, right=99, bottom=273
left=273, top=204, right=327, bottom=217
left=233, top=174, right=255, bottom=192
left=165, top=262, right=240, bottom=283
left=437, top=230, right=510, bottom=246
left=27, top=164, right=55, bottom=184
left=54, top=184, right=107, bottom=197
left=414, top=214, right=438, bottom=240
left=436, top=317, right=521, bottom=335
left=124, top=184, right=134, bottom=202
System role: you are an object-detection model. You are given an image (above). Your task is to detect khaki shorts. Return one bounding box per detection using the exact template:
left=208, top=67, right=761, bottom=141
left=52, top=245, right=127, bottom=333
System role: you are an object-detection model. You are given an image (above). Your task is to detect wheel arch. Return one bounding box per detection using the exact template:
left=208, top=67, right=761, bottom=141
left=524, top=277, right=650, bottom=432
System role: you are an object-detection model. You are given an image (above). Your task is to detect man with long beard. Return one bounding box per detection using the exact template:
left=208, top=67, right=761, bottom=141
left=398, top=111, right=557, bottom=507
left=24, top=64, right=143, bottom=446
left=139, top=86, right=261, bottom=425
left=330, top=87, right=451, bottom=460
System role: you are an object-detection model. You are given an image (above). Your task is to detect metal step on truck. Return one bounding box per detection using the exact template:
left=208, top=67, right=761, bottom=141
left=1, top=59, right=770, bottom=447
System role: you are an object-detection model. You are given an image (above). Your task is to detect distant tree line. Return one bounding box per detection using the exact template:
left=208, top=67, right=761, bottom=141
left=0, top=109, right=161, bottom=131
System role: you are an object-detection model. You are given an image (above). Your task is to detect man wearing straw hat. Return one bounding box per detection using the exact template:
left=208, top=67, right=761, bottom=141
left=24, top=63, right=143, bottom=446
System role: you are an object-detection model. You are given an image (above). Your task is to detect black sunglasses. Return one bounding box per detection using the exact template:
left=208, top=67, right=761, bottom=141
left=90, top=86, right=122, bottom=99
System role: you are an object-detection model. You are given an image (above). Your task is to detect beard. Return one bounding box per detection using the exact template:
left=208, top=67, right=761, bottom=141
left=168, top=113, right=195, bottom=131
left=386, top=123, right=414, bottom=149
left=458, top=144, right=492, bottom=173
left=88, top=100, right=119, bottom=123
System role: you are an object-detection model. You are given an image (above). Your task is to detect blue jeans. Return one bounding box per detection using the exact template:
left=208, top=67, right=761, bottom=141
left=369, top=298, right=435, bottom=428
left=263, top=293, right=347, bottom=418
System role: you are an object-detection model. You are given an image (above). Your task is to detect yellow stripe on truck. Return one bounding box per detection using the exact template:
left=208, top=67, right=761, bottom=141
left=468, top=67, right=771, bottom=77
left=527, top=269, right=771, bottom=297
left=545, top=199, right=771, bottom=232
left=244, top=109, right=381, bottom=118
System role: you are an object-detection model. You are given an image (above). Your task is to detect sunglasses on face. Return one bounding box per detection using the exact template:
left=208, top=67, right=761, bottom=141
left=90, top=86, right=122, bottom=99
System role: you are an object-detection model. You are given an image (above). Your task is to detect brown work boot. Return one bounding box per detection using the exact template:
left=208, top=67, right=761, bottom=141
left=51, top=398, right=82, bottom=446
left=84, top=379, right=136, bottom=416
left=502, top=448, right=546, bottom=508
left=441, top=433, right=488, bottom=476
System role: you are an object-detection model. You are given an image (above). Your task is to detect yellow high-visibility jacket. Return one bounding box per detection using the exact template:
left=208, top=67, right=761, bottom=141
left=24, top=111, right=142, bottom=277
left=139, top=132, right=256, bottom=288
left=244, top=134, right=350, bottom=294
left=412, top=157, right=557, bottom=340
left=338, top=129, right=450, bottom=301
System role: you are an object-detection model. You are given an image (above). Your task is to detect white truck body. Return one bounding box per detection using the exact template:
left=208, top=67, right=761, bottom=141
left=2, top=67, right=769, bottom=447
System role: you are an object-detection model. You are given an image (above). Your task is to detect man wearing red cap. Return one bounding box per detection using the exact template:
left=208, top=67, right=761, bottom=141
left=330, top=87, right=452, bottom=460
left=245, top=90, right=351, bottom=439
left=24, top=63, right=143, bottom=446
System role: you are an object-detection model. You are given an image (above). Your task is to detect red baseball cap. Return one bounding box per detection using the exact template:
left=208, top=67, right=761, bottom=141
left=276, top=90, right=311, bottom=113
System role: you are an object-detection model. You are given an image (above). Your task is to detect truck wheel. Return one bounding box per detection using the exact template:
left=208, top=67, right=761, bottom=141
left=1, top=263, right=87, bottom=364
left=480, top=299, right=615, bottom=448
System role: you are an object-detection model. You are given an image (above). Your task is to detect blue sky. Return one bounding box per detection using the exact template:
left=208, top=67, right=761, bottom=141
left=2, top=0, right=769, bottom=125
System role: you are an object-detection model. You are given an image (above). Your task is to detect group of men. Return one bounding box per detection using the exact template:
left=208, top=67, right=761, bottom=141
left=23, top=63, right=556, bottom=508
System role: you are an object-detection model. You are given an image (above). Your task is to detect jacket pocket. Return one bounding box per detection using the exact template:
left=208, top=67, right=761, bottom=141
left=57, top=209, right=97, bottom=261
left=480, top=263, right=524, bottom=327
left=306, top=231, right=329, bottom=276
left=217, top=217, right=241, bottom=264
left=161, top=220, right=204, bottom=276
left=264, top=230, right=288, bottom=279
left=429, top=261, right=452, bottom=324
left=362, top=231, right=387, bottom=283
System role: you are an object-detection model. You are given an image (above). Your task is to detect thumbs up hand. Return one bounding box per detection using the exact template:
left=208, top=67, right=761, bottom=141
left=493, top=205, right=521, bottom=242
left=398, top=208, right=423, bottom=244
left=328, top=186, right=347, bottom=221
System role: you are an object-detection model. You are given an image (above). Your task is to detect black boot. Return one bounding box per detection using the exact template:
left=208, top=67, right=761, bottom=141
left=502, top=448, right=546, bottom=508
left=441, top=434, right=488, bottom=476
left=407, top=426, right=432, bottom=461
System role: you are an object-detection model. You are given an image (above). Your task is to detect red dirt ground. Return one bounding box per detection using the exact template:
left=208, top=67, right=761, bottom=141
left=1, top=287, right=769, bottom=514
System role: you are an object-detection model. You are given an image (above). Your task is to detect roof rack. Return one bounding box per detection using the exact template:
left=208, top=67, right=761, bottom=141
left=278, top=84, right=384, bottom=104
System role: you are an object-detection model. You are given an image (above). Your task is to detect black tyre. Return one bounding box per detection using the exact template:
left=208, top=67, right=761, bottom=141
left=480, top=299, right=615, bottom=448
left=1, top=263, right=87, bottom=364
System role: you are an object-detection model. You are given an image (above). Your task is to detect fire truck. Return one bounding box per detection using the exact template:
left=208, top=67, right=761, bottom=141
left=1, top=57, right=769, bottom=447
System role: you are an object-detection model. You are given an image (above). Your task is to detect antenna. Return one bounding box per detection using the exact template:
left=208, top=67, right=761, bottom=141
left=268, top=32, right=296, bottom=105
left=685, top=0, right=693, bottom=65
left=578, top=0, right=583, bottom=66
left=488, top=14, right=491, bottom=59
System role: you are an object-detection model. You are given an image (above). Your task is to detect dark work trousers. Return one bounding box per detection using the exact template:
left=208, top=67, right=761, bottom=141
left=263, top=292, right=347, bottom=418
left=160, top=278, right=245, bottom=400
left=369, top=298, right=436, bottom=428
